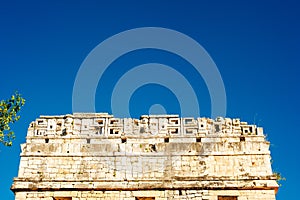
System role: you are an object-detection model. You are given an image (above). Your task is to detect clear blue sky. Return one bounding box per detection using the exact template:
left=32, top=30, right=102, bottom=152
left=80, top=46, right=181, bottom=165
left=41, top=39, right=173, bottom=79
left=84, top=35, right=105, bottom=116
left=0, top=1, right=299, bottom=199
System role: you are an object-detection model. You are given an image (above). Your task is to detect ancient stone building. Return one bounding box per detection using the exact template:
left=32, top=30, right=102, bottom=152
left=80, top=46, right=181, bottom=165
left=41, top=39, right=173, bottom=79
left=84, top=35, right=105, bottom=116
left=11, top=113, right=278, bottom=200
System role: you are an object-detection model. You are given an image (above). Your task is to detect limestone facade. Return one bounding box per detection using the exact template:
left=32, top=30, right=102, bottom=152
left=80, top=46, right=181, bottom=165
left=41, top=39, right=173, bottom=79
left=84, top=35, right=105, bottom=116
left=11, top=113, right=278, bottom=199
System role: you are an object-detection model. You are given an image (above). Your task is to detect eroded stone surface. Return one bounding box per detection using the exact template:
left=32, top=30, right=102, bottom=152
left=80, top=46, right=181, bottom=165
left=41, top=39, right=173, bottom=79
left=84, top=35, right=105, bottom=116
left=11, top=113, right=278, bottom=199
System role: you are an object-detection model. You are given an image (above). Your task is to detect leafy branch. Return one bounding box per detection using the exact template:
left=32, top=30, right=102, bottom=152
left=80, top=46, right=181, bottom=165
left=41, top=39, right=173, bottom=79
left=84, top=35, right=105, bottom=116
left=0, top=92, right=25, bottom=146
left=274, top=171, right=286, bottom=187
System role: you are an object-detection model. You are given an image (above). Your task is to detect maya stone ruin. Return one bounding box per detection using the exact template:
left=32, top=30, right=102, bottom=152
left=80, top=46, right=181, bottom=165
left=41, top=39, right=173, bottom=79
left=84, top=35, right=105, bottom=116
left=11, top=113, right=278, bottom=199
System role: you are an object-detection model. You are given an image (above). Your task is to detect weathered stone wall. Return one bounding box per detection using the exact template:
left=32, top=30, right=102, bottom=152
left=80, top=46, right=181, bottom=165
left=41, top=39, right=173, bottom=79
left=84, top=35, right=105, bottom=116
left=11, top=113, right=278, bottom=200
